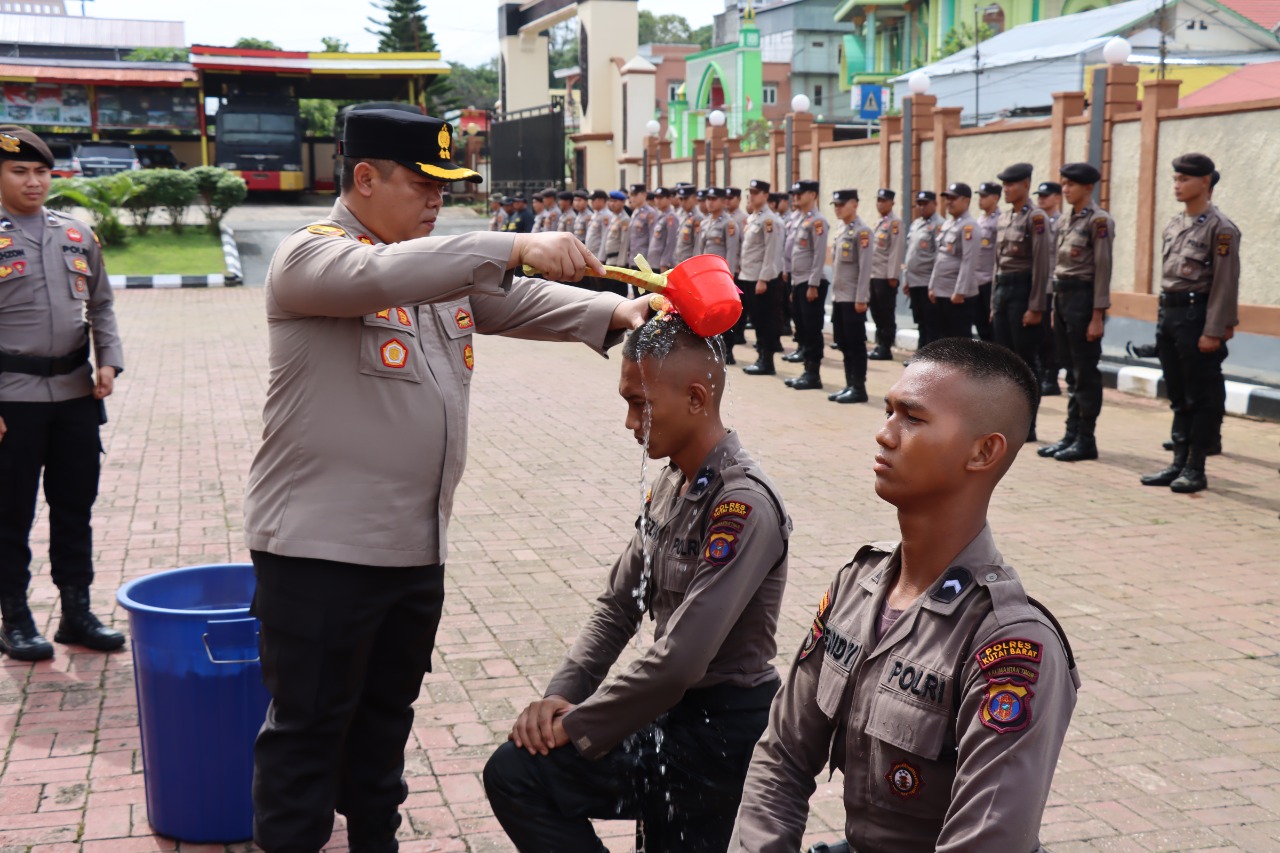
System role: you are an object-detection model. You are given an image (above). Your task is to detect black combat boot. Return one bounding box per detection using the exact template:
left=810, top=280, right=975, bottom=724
left=832, top=365, right=868, bottom=403
left=1038, top=432, right=1077, bottom=458
left=743, top=351, right=776, bottom=375
left=782, top=349, right=805, bottom=363
left=790, top=362, right=823, bottom=390
left=0, top=595, right=54, bottom=662
left=1140, top=443, right=1189, bottom=487
left=1170, top=448, right=1208, bottom=493
left=1055, top=433, right=1098, bottom=462
left=54, top=585, right=125, bottom=652
left=867, top=344, right=893, bottom=361
left=347, top=812, right=401, bottom=853
left=1163, top=437, right=1219, bottom=454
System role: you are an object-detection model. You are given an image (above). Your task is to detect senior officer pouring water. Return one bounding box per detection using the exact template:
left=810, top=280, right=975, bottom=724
left=243, top=110, right=648, bottom=853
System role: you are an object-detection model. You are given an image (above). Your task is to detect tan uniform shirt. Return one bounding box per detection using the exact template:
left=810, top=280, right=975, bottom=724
left=730, top=208, right=749, bottom=273
left=243, top=201, right=626, bottom=567
left=782, top=209, right=802, bottom=276
left=929, top=211, right=980, bottom=300
left=489, top=209, right=507, bottom=232
left=604, top=210, right=630, bottom=264
left=545, top=431, right=791, bottom=760
left=0, top=206, right=123, bottom=402
left=542, top=206, right=561, bottom=233
left=975, top=210, right=999, bottom=286
left=831, top=217, right=873, bottom=304
left=870, top=211, right=905, bottom=280
left=1054, top=206, right=1115, bottom=310
left=903, top=212, right=943, bottom=290
left=647, top=208, right=679, bottom=271
left=572, top=207, right=590, bottom=242
left=1160, top=205, right=1240, bottom=338
left=732, top=525, right=1079, bottom=852
left=996, top=204, right=1054, bottom=312
left=558, top=207, right=576, bottom=234
left=790, top=209, right=829, bottom=288
left=627, top=204, right=656, bottom=268
left=585, top=209, right=613, bottom=260
left=531, top=210, right=545, bottom=233
left=695, top=211, right=739, bottom=265
left=675, top=208, right=704, bottom=265
left=739, top=208, right=785, bottom=283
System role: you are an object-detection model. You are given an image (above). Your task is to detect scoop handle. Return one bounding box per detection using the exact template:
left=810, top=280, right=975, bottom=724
left=522, top=254, right=667, bottom=294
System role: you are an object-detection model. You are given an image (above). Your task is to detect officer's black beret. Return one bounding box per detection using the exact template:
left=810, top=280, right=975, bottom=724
left=1211, top=169, right=1220, bottom=188
left=768, top=193, right=783, bottom=204
left=590, top=189, right=609, bottom=200
left=706, top=187, right=726, bottom=199
left=540, top=187, right=558, bottom=198
left=676, top=185, right=697, bottom=198
left=790, top=182, right=802, bottom=194
left=340, top=109, right=481, bottom=184
left=997, top=162, right=1033, bottom=183
left=629, top=183, right=646, bottom=194
left=696, top=189, right=708, bottom=199
left=877, top=188, right=895, bottom=201
left=942, top=182, right=972, bottom=198
left=1059, top=162, right=1100, bottom=185
left=1172, top=153, right=1214, bottom=177
left=977, top=182, right=1003, bottom=196
left=572, top=189, right=589, bottom=199
left=749, top=179, right=770, bottom=193
left=0, top=126, right=53, bottom=168
left=726, top=187, right=742, bottom=198
left=796, top=179, right=819, bottom=194
left=556, top=190, right=574, bottom=201
left=652, top=187, right=670, bottom=198
left=1034, top=182, right=1062, bottom=196
left=832, top=189, right=859, bottom=203
left=915, top=190, right=937, bottom=202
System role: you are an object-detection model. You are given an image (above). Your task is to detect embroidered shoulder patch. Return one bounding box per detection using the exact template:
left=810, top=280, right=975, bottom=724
left=463, top=343, right=475, bottom=370
left=976, top=638, right=1043, bottom=670
left=395, top=307, right=413, bottom=327
left=357, top=234, right=375, bottom=245
left=711, top=500, right=752, bottom=521
left=765, top=219, right=774, bottom=232
left=1094, top=218, right=1109, bottom=239
left=704, top=523, right=739, bottom=565
left=727, top=222, right=736, bottom=237
left=859, top=230, right=870, bottom=249
left=963, top=225, right=974, bottom=241
left=980, top=679, right=1033, bottom=734
left=307, top=224, right=347, bottom=238
left=1032, top=214, right=1046, bottom=235
left=1217, top=233, right=1232, bottom=256
left=814, top=220, right=825, bottom=236
left=891, top=220, right=900, bottom=235
left=798, top=586, right=832, bottom=660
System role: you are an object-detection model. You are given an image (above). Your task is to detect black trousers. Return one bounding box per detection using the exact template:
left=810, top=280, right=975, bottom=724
left=722, top=278, right=756, bottom=354
left=791, top=281, right=829, bottom=362
left=1039, top=297, right=1059, bottom=381
left=907, top=287, right=934, bottom=349
left=934, top=296, right=977, bottom=340
left=250, top=551, right=446, bottom=852
left=832, top=302, right=868, bottom=384
left=484, top=681, right=777, bottom=853
left=868, top=278, right=897, bottom=350
left=1155, top=300, right=1227, bottom=451
left=0, top=395, right=100, bottom=598
left=992, top=275, right=1042, bottom=432
left=1053, top=286, right=1104, bottom=438
left=746, top=276, right=785, bottom=354
left=975, top=282, right=995, bottom=342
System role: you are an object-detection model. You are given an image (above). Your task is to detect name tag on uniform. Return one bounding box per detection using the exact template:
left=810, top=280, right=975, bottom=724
left=825, top=625, right=862, bottom=672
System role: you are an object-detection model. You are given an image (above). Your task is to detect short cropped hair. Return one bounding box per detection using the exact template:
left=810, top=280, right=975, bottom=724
left=340, top=157, right=397, bottom=194
left=912, top=338, right=1037, bottom=424
left=622, top=313, right=707, bottom=362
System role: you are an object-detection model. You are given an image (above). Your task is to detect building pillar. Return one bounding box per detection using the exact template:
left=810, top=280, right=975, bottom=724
left=866, top=10, right=878, bottom=74
left=1049, top=90, right=1086, bottom=175
left=907, top=93, right=936, bottom=203
left=770, top=122, right=785, bottom=189
left=1133, top=78, right=1181, bottom=296
left=1098, top=63, right=1139, bottom=212
left=880, top=113, right=901, bottom=189
left=574, top=0, right=638, bottom=189
left=497, top=32, right=550, bottom=113
left=791, top=110, right=813, bottom=180
left=931, top=106, right=962, bottom=194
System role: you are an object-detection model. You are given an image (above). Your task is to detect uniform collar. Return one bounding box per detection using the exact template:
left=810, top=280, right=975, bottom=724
left=667, top=430, right=743, bottom=503
left=332, top=200, right=385, bottom=245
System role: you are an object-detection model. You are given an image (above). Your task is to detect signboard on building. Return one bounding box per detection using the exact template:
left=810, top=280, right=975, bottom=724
left=2, top=83, right=91, bottom=126
left=853, top=85, right=891, bottom=120
left=97, top=87, right=199, bottom=131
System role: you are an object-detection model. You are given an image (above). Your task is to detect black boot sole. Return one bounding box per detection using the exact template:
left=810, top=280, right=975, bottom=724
left=0, top=638, right=54, bottom=661
left=54, top=625, right=126, bottom=652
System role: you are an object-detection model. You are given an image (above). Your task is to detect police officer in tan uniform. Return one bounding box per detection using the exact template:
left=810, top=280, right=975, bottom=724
left=740, top=179, right=786, bottom=377
left=902, top=191, right=943, bottom=353
left=786, top=179, right=828, bottom=390
left=974, top=182, right=1002, bottom=341
left=569, top=189, right=591, bottom=240
left=244, top=109, right=649, bottom=853
left=485, top=313, right=789, bottom=852
left=994, top=162, right=1053, bottom=440
left=696, top=188, right=742, bottom=362
left=646, top=187, right=678, bottom=272
left=868, top=188, right=904, bottom=360
left=0, top=126, right=125, bottom=661
left=674, top=185, right=703, bottom=265
left=828, top=189, right=873, bottom=404
left=584, top=190, right=613, bottom=261
left=626, top=183, right=655, bottom=269
left=1039, top=163, right=1114, bottom=464
left=928, top=182, right=980, bottom=341
left=732, top=338, right=1079, bottom=853
left=539, top=187, right=561, bottom=233
left=603, top=190, right=630, bottom=264
left=488, top=195, right=507, bottom=232
left=1141, top=153, right=1240, bottom=494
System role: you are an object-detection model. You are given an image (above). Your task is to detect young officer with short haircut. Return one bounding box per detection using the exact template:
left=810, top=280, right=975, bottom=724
left=828, top=189, right=873, bottom=404
left=868, top=188, right=904, bottom=360
left=927, top=182, right=980, bottom=341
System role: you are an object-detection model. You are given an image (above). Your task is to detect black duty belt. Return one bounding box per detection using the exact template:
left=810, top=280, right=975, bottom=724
left=1053, top=277, right=1094, bottom=292
left=995, top=271, right=1032, bottom=287
left=0, top=341, right=90, bottom=377
left=1159, top=291, right=1207, bottom=307
left=680, top=678, right=781, bottom=715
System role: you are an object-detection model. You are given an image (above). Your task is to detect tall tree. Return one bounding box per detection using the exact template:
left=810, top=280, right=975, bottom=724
left=690, top=25, right=713, bottom=50
left=320, top=37, right=349, bottom=53
left=367, top=0, right=438, bottom=52
left=446, top=59, right=499, bottom=110
left=233, top=37, right=281, bottom=50
left=638, top=11, right=695, bottom=45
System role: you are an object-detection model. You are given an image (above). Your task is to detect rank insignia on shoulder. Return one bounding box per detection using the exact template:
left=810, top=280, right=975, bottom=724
left=886, top=760, right=924, bottom=799
left=963, top=225, right=974, bottom=241
left=976, top=637, right=1043, bottom=671
left=307, top=224, right=347, bottom=238
left=980, top=679, right=1032, bottom=734
left=1217, top=233, right=1232, bottom=256
left=66, top=228, right=82, bottom=243
left=931, top=566, right=971, bottom=603
left=711, top=499, right=752, bottom=521
left=799, top=587, right=832, bottom=660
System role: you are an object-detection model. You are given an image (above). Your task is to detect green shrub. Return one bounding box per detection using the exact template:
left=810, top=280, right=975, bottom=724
left=146, top=169, right=199, bottom=234
left=47, top=174, right=137, bottom=247
left=189, top=166, right=248, bottom=233
left=123, top=170, right=162, bottom=235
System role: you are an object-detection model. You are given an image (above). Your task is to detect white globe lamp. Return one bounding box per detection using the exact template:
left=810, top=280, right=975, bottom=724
left=1103, top=36, right=1131, bottom=66
left=908, top=71, right=930, bottom=95
left=708, top=109, right=726, bottom=127
left=645, top=119, right=661, bottom=136
left=790, top=94, right=811, bottom=113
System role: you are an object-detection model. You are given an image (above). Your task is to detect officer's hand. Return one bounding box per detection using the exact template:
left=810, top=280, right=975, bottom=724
left=511, top=696, right=575, bottom=755
left=889, top=278, right=899, bottom=288
left=94, top=366, right=115, bottom=400
left=1087, top=314, right=1105, bottom=342
left=781, top=272, right=789, bottom=284
left=1198, top=334, right=1222, bottom=353
left=928, top=291, right=936, bottom=304
left=855, top=302, right=867, bottom=313
left=610, top=295, right=653, bottom=331
left=1022, top=310, right=1042, bottom=327
left=806, top=286, right=819, bottom=303
left=1223, top=326, right=1236, bottom=341
left=0, top=414, right=5, bottom=444
left=511, top=233, right=605, bottom=282
left=950, top=293, right=964, bottom=305
left=901, top=280, right=910, bottom=294
left=755, top=280, right=768, bottom=296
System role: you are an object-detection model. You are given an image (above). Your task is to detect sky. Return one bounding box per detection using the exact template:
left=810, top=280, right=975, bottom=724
left=86, top=0, right=730, bottom=67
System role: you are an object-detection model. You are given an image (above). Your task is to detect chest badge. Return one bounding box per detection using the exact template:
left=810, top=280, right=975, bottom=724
left=74, top=275, right=87, bottom=293
left=66, top=228, right=84, bottom=243
left=463, top=343, right=475, bottom=371
left=0, top=263, right=15, bottom=278
left=380, top=339, right=408, bottom=369
left=455, top=307, right=474, bottom=331
left=0, top=237, right=11, bottom=249
left=886, top=760, right=924, bottom=799
left=73, top=257, right=89, bottom=273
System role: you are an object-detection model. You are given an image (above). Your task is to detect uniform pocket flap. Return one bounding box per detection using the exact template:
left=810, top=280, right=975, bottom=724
left=866, top=687, right=950, bottom=760
left=434, top=298, right=475, bottom=340
left=363, top=307, right=418, bottom=336
left=63, top=252, right=92, bottom=275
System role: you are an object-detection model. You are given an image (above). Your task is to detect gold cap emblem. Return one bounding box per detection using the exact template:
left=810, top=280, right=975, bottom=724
left=438, top=125, right=451, bottom=159
left=0, top=134, right=20, bottom=154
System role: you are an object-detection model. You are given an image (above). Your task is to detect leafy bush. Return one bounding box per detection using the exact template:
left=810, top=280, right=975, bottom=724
left=123, top=170, right=162, bottom=235
left=47, top=174, right=137, bottom=247
left=190, top=166, right=248, bottom=233
left=146, top=169, right=199, bottom=234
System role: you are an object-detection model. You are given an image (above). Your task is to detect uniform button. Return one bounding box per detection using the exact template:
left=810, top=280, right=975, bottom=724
left=985, top=572, right=998, bottom=582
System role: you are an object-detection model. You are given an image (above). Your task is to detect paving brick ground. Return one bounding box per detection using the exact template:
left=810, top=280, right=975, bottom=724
left=1, top=258, right=1278, bottom=850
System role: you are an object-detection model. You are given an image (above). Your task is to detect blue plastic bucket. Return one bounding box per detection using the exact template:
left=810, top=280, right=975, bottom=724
left=117, top=563, right=270, bottom=842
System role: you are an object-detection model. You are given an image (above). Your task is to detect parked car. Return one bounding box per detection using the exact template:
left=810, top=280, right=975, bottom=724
left=48, top=141, right=79, bottom=178
left=135, top=144, right=185, bottom=170
left=72, top=142, right=141, bottom=177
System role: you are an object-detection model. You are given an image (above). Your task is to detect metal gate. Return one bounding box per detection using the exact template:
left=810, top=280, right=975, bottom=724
left=488, top=98, right=565, bottom=198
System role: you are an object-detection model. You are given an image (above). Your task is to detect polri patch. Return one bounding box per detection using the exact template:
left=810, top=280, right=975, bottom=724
left=0, top=237, right=10, bottom=249
left=704, top=524, right=738, bottom=565
left=66, top=228, right=82, bottom=243
left=963, top=225, right=974, bottom=241
left=886, top=760, right=924, bottom=799
left=1033, top=217, right=1046, bottom=235
left=980, top=679, right=1032, bottom=734
left=814, top=220, right=825, bottom=236
left=1217, top=233, right=1232, bottom=256
left=859, top=230, right=870, bottom=249
left=307, top=224, right=347, bottom=238
left=1094, top=219, right=1108, bottom=239
left=711, top=500, right=752, bottom=521
left=891, top=220, right=900, bottom=235
left=73, top=257, right=89, bottom=273
left=976, top=638, right=1042, bottom=671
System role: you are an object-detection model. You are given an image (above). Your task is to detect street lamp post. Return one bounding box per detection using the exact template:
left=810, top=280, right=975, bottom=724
left=645, top=119, right=660, bottom=187
left=974, top=4, right=1001, bottom=125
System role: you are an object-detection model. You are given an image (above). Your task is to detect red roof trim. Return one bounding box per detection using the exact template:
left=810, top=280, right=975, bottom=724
left=190, top=45, right=310, bottom=59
